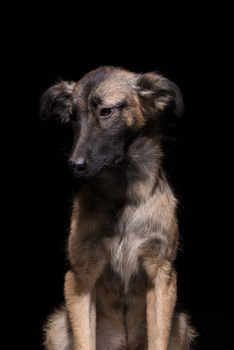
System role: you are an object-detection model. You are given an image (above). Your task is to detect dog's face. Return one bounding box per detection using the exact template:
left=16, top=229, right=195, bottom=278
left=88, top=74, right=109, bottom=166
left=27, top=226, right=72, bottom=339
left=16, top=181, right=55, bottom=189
left=40, top=66, right=183, bottom=178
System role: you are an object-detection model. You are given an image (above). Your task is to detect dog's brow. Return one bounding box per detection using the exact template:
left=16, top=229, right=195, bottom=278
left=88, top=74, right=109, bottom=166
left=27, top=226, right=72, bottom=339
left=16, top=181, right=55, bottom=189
left=113, top=100, right=128, bottom=109
left=90, top=95, right=128, bottom=109
left=101, top=94, right=129, bottom=108
left=101, top=99, right=128, bottom=109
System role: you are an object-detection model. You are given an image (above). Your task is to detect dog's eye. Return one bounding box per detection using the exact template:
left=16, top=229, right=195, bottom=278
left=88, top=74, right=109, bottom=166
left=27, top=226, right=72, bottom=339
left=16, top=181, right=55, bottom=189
left=100, top=108, right=112, bottom=118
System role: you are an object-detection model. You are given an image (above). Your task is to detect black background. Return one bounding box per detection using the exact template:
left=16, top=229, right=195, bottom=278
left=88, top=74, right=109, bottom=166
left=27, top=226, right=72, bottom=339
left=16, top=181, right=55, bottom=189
left=3, top=50, right=227, bottom=349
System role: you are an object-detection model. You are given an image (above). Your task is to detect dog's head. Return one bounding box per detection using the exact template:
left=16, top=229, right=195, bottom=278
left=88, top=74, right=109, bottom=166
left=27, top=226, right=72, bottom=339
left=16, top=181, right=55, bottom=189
left=40, top=66, right=183, bottom=178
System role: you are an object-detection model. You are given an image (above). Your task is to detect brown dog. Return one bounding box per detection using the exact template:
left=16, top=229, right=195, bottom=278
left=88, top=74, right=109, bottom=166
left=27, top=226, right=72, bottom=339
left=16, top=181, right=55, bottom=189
left=40, top=66, right=196, bottom=349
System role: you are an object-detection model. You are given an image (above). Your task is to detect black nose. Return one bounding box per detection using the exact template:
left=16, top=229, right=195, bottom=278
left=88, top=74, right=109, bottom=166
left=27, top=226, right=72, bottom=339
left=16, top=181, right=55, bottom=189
left=68, top=158, right=87, bottom=173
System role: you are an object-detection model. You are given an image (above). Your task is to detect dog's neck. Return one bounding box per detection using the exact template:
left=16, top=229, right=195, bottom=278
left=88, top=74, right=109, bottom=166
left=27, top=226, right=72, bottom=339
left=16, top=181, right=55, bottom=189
left=126, top=134, right=163, bottom=204
left=87, top=132, right=163, bottom=206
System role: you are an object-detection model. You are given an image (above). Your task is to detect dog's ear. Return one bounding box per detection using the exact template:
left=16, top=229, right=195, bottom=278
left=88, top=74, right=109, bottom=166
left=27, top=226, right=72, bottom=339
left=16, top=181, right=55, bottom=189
left=137, top=72, right=184, bottom=117
left=40, top=81, right=76, bottom=122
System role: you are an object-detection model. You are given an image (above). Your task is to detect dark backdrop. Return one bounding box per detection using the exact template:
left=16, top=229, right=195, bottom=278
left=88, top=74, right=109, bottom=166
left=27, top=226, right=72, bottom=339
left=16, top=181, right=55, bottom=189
left=3, top=54, right=227, bottom=349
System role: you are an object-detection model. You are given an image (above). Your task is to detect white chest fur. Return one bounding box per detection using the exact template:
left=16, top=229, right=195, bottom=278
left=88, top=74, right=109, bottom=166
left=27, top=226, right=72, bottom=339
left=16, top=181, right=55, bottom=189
left=108, top=232, right=148, bottom=292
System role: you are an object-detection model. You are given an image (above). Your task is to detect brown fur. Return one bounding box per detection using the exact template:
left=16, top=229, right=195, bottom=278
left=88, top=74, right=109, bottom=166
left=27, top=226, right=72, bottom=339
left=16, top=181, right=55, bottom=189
left=41, top=66, right=196, bottom=349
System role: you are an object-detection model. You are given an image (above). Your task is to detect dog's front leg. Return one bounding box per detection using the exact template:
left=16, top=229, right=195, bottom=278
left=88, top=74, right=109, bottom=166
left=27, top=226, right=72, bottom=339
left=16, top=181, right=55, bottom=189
left=64, top=270, right=98, bottom=350
left=64, top=243, right=106, bottom=350
left=144, top=261, right=177, bottom=350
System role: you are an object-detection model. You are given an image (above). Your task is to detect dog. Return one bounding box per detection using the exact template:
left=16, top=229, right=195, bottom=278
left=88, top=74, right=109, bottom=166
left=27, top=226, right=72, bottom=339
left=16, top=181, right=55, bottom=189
left=40, top=66, right=196, bottom=350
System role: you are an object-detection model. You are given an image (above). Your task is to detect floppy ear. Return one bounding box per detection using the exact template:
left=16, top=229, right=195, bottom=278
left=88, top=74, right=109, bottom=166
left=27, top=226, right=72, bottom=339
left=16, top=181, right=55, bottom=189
left=40, top=81, right=76, bottom=122
left=137, top=72, right=184, bottom=117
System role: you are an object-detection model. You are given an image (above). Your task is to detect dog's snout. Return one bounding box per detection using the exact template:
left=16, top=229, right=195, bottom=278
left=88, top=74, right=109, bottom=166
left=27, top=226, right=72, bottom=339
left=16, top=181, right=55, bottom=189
left=68, top=158, right=87, bottom=174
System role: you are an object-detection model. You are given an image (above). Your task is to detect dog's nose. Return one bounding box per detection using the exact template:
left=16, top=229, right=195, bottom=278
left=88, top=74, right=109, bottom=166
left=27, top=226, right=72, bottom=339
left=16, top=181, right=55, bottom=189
left=68, top=158, right=87, bottom=173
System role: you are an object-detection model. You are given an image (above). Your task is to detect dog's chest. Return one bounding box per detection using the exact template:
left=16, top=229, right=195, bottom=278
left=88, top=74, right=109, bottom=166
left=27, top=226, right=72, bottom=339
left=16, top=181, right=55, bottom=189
left=107, top=232, right=147, bottom=291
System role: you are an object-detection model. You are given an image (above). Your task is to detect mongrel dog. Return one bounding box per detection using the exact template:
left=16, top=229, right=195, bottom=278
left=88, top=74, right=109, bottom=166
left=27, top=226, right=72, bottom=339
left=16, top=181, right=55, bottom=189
left=40, top=66, right=196, bottom=350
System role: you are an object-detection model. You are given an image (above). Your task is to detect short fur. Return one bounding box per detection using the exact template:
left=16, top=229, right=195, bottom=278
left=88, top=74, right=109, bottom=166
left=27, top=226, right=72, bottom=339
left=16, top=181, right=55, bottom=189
left=41, top=66, right=196, bottom=349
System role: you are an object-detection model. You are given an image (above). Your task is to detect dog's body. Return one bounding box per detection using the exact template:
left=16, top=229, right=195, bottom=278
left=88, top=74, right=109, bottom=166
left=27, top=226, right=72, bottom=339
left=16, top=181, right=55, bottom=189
left=41, top=66, right=196, bottom=349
